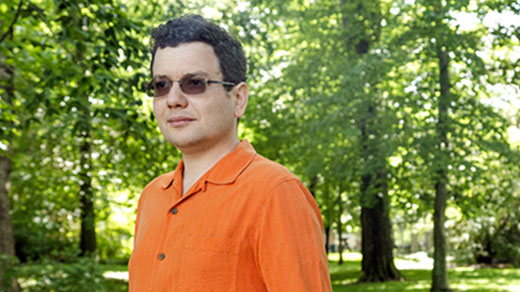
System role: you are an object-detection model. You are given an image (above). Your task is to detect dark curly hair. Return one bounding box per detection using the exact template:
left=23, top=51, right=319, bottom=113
left=150, top=14, right=247, bottom=91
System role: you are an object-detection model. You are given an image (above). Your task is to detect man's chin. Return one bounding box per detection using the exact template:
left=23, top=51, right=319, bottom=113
left=166, top=136, right=202, bottom=151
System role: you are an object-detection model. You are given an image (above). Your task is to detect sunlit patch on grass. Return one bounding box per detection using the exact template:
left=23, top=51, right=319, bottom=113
left=103, top=271, right=129, bottom=281
left=328, top=251, right=363, bottom=262
left=450, top=267, right=520, bottom=292
left=403, top=281, right=430, bottom=290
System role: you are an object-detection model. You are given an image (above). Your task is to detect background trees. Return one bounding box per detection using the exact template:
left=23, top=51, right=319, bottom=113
left=1, top=0, right=519, bottom=291
left=1, top=0, right=179, bottom=264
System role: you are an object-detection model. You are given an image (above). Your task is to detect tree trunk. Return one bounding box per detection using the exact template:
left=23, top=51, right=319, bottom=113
left=308, top=175, right=318, bottom=198
left=411, top=232, right=419, bottom=253
left=79, top=107, right=96, bottom=256
left=336, top=187, right=344, bottom=265
left=0, top=64, right=20, bottom=291
left=68, top=3, right=96, bottom=256
left=357, top=98, right=401, bottom=282
left=359, top=170, right=401, bottom=282
left=0, top=156, right=20, bottom=292
left=325, top=224, right=331, bottom=254
left=432, top=179, right=449, bottom=291
left=431, top=43, right=451, bottom=292
left=339, top=0, right=401, bottom=282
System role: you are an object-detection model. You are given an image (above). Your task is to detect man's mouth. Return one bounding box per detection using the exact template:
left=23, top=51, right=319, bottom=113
left=167, top=116, right=195, bottom=127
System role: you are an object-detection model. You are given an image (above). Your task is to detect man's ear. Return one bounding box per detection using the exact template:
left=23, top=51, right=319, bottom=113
left=232, top=82, right=249, bottom=118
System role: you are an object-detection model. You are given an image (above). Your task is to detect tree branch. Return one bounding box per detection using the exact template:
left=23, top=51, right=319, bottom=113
left=0, top=0, right=24, bottom=44
left=26, top=1, right=79, bottom=63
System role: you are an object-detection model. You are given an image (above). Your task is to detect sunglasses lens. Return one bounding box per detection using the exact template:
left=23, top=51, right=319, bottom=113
left=180, top=77, right=207, bottom=94
left=153, top=80, right=171, bottom=97
left=149, top=76, right=209, bottom=97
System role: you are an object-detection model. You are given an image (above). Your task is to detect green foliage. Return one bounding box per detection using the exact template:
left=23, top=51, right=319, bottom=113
left=2, top=0, right=181, bottom=261
left=96, top=225, right=132, bottom=263
left=471, top=217, right=520, bottom=267
left=452, top=176, right=520, bottom=267
left=16, top=261, right=129, bottom=292
left=17, top=258, right=105, bottom=292
left=0, top=254, right=19, bottom=292
left=1, top=0, right=520, bottom=288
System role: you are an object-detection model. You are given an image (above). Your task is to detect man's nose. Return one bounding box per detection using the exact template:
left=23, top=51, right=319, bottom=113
left=166, top=82, right=188, bottom=108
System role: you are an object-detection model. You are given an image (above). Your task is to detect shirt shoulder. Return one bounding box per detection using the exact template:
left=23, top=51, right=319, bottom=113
left=239, top=154, right=307, bottom=197
left=246, top=154, right=299, bottom=183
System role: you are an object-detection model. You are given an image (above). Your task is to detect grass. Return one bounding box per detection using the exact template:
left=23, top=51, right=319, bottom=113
left=15, top=252, right=520, bottom=291
left=16, top=260, right=129, bottom=292
left=99, top=264, right=128, bottom=292
left=329, top=252, right=520, bottom=292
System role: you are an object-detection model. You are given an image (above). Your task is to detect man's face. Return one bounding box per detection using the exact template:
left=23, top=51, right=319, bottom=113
left=152, top=42, right=247, bottom=154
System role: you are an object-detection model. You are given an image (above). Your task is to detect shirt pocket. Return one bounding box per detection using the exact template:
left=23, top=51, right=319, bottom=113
left=180, top=234, right=239, bottom=292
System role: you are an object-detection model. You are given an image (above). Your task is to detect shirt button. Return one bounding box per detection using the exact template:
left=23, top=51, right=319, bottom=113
left=158, top=253, right=165, bottom=261
left=170, top=207, right=178, bottom=215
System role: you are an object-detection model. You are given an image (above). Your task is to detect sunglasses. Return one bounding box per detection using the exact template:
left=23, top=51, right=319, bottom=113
left=145, top=75, right=236, bottom=97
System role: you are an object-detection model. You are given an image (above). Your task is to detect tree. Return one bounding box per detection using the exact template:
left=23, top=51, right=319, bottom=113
left=0, top=69, right=20, bottom=292
left=431, top=18, right=452, bottom=292
left=388, top=0, right=519, bottom=290
left=238, top=0, right=402, bottom=281
left=339, top=0, right=402, bottom=281
left=1, top=1, right=27, bottom=290
left=2, top=0, right=174, bottom=261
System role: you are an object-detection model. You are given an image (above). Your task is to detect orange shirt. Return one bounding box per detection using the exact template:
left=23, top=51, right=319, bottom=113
left=128, top=140, right=332, bottom=291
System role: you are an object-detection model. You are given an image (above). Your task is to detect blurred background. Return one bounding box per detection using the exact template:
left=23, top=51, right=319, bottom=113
left=1, top=0, right=519, bottom=291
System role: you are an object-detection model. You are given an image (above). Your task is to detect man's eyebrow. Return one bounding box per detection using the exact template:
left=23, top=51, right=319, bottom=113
left=153, top=74, right=169, bottom=79
left=185, top=70, right=209, bottom=77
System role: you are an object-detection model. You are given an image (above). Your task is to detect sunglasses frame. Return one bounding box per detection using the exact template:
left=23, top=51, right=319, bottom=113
left=145, top=75, right=236, bottom=97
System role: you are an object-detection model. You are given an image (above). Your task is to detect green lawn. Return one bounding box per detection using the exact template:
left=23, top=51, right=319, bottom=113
left=100, top=264, right=128, bottom=292
left=16, top=252, right=520, bottom=291
left=329, top=252, right=520, bottom=292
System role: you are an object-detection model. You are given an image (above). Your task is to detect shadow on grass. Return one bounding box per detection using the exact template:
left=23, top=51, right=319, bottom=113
left=329, top=262, right=430, bottom=292
left=17, top=259, right=130, bottom=292
left=16, top=254, right=520, bottom=292
left=329, top=254, right=520, bottom=292
left=103, top=278, right=128, bottom=292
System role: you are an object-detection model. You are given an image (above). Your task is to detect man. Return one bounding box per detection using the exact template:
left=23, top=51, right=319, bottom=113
left=129, top=14, right=332, bottom=292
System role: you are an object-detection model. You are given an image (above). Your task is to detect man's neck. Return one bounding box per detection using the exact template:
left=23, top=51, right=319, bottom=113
left=180, top=138, right=240, bottom=195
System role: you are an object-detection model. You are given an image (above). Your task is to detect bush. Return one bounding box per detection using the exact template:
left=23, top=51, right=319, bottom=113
left=472, top=216, right=520, bottom=267
left=0, top=254, right=19, bottom=292
left=18, top=257, right=105, bottom=292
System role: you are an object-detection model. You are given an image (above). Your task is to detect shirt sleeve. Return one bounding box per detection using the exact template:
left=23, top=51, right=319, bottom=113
left=255, top=178, right=332, bottom=292
left=132, top=192, right=144, bottom=247
left=128, top=192, right=144, bottom=292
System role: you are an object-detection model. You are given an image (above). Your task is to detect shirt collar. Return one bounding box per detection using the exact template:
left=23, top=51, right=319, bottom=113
left=160, top=140, right=256, bottom=189
left=205, top=140, right=256, bottom=185
left=159, top=160, right=183, bottom=190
